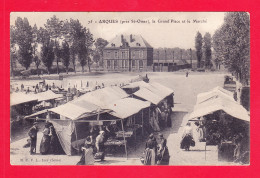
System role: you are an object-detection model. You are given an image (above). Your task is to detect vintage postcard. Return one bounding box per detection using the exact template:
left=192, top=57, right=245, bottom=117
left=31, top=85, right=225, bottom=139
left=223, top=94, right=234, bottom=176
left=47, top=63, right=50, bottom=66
left=10, top=12, right=250, bottom=166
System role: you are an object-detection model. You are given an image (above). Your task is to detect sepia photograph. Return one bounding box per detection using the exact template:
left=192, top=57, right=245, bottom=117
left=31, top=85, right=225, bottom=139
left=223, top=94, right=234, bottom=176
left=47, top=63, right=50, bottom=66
left=10, top=12, right=250, bottom=166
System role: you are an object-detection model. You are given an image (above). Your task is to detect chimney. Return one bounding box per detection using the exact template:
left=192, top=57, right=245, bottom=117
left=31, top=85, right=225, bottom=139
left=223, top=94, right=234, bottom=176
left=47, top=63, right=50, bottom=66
left=121, top=35, right=124, bottom=44
left=130, top=34, right=134, bottom=42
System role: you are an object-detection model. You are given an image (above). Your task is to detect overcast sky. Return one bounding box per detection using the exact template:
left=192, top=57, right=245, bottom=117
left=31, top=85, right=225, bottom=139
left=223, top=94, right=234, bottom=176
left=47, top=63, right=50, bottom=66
left=10, top=12, right=225, bottom=49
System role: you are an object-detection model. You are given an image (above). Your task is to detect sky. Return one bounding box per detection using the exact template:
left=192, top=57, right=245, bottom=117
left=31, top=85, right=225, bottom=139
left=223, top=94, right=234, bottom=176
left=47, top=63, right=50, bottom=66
left=10, top=12, right=225, bottom=49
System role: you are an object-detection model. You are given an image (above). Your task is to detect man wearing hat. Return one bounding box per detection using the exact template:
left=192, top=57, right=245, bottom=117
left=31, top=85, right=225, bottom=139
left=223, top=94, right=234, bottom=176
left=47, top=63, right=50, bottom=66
left=28, top=122, right=39, bottom=154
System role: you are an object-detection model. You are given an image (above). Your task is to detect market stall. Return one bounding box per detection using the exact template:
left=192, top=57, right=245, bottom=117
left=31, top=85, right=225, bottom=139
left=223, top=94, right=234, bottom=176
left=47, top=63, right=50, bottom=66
left=189, top=87, right=250, bottom=163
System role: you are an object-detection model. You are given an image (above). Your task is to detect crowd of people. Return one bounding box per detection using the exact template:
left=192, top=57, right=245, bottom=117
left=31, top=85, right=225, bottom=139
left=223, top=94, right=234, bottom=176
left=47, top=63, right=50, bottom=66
left=149, top=100, right=172, bottom=132
left=142, top=133, right=170, bottom=165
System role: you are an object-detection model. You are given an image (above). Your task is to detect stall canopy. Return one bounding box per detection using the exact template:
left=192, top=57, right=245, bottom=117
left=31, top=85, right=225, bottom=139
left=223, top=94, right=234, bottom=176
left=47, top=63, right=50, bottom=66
left=134, top=88, right=162, bottom=105
left=10, top=93, right=38, bottom=106
left=107, top=98, right=151, bottom=119
left=50, top=99, right=103, bottom=120
left=10, top=90, right=63, bottom=106
left=76, top=86, right=128, bottom=108
left=196, top=86, right=234, bottom=105
left=133, top=82, right=174, bottom=105
left=122, top=81, right=150, bottom=89
left=189, top=93, right=250, bottom=122
left=36, top=90, right=63, bottom=102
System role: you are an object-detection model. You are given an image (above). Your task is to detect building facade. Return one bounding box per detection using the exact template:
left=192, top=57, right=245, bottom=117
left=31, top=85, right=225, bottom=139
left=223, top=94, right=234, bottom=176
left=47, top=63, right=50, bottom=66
left=103, top=34, right=153, bottom=72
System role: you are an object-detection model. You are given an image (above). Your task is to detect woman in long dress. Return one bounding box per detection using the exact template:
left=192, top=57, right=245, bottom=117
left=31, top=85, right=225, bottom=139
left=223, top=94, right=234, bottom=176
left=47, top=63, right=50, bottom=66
left=157, top=133, right=170, bottom=165
left=180, top=122, right=194, bottom=151
left=40, top=124, right=51, bottom=155
left=144, top=134, right=157, bottom=165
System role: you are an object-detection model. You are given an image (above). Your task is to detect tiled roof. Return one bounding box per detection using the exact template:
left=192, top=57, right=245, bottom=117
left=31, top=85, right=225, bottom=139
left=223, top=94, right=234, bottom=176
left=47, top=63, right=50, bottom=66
left=106, top=34, right=153, bottom=48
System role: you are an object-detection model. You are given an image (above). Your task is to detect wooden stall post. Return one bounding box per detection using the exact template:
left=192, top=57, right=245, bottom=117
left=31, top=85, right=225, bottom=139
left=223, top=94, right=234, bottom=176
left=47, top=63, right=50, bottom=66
left=205, top=140, right=207, bottom=160
left=134, top=115, right=137, bottom=141
left=142, top=109, right=144, bottom=138
left=73, top=120, right=79, bottom=154
left=121, top=119, right=128, bottom=159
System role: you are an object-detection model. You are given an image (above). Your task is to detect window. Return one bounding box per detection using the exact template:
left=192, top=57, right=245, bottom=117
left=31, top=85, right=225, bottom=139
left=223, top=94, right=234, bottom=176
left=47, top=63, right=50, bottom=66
left=107, top=60, right=111, bottom=68
left=140, top=51, right=143, bottom=58
left=132, top=51, right=135, bottom=59
left=114, top=60, right=117, bottom=68
left=122, top=60, right=125, bottom=68
left=139, top=60, right=143, bottom=69
left=115, top=51, right=118, bottom=58
left=107, top=52, right=111, bottom=59
left=132, top=60, right=135, bottom=67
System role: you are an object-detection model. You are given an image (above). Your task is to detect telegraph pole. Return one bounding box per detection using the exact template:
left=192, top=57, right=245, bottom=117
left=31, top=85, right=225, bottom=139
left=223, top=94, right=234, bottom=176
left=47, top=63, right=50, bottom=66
left=190, top=48, right=192, bottom=68
left=157, top=50, right=159, bottom=72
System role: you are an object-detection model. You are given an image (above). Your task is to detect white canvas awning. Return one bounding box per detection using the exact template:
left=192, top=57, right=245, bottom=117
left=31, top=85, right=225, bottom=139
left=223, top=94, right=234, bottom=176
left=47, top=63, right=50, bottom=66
left=50, top=103, right=98, bottom=120
left=134, top=88, right=162, bottom=105
left=76, top=86, right=128, bottom=108
left=36, top=90, right=63, bottom=102
left=107, top=98, right=151, bottom=119
left=10, top=93, right=38, bottom=106
left=133, top=82, right=174, bottom=105
left=189, top=95, right=250, bottom=122
left=196, top=86, right=234, bottom=104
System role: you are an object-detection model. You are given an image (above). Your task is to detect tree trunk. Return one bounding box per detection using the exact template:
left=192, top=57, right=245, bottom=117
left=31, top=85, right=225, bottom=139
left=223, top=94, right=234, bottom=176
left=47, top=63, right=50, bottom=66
left=82, top=66, right=84, bottom=73
left=36, top=65, right=39, bottom=76
left=66, top=67, right=68, bottom=74
left=56, top=57, right=59, bottom=74
left=73, top=62, right=76, bottom=73
left=47, top=68, right=50, bottom=75
left=88, top=65, right=91, bottom=72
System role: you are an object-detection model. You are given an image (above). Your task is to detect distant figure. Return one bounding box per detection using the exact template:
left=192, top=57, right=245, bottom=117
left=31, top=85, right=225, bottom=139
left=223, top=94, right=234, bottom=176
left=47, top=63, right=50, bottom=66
left=15, top=87, right=19, bottom=92
left=26, top=87, right=30, bottom=94
left=35, top=84, right=39, bottom=93
left=21, top=84, right=24, bottom=91
left=52, top=82, right=55, bottom=89
left=186, top=71, right=189, bottom=77
left=28, top=122, right=39, bottom=154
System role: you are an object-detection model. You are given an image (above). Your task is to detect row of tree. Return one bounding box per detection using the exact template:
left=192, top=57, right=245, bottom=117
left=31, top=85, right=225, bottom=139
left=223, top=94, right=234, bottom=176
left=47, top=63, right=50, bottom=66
left=213, top=12, right=250, bottom=85
left=195, top=32, right=212, bottom=69
left=10, top=16, right=109, bottom=76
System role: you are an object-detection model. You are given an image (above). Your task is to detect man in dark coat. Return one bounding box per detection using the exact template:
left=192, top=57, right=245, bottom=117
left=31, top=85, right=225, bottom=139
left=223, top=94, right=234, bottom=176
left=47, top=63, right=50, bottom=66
left=28, top=122, right=39, bottom=154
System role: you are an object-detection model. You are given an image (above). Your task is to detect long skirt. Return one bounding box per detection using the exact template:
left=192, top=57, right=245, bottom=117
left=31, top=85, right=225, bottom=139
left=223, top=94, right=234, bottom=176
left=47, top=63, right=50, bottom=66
left=77, top=148, right=95, bottom=165
left=40, top=135, right=51, bottom=155
left=180, top=135, right=194, bottom=150
left=144, top=148, right=156, bottom=165
left=157, top=147, right=170, bottom=165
